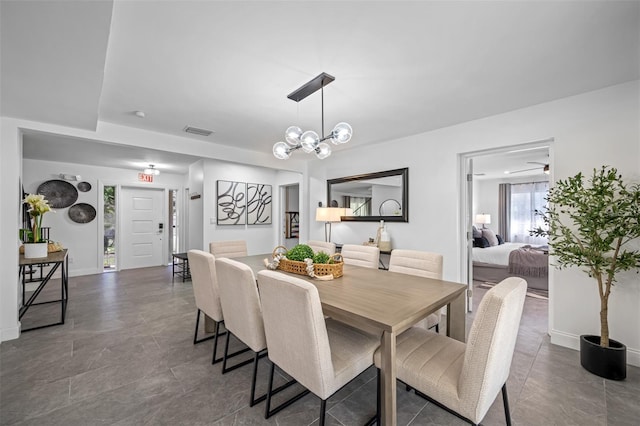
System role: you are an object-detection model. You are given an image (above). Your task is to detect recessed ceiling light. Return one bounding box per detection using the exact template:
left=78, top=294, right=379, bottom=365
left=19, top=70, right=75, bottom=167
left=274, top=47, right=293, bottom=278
left=134, top=110, right=146, bottom=118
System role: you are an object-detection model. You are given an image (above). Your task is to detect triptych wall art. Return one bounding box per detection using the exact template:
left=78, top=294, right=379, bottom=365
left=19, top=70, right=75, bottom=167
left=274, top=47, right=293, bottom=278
left=217, top=180, right=272, bottom=225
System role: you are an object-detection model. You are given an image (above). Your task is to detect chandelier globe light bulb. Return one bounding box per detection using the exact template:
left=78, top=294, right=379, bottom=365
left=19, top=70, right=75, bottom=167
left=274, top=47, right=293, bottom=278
left=285, top=126, right=303, bottom=147
left=272, top=142, right=290, bottom=160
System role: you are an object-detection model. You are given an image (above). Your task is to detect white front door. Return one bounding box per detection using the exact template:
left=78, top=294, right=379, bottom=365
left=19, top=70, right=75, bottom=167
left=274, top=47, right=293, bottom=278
left=120, top=187, right=164, bottom=270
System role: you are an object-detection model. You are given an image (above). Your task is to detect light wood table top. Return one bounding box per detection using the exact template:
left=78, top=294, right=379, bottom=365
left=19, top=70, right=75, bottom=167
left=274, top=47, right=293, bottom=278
left=236, top=254, right=467, bottom=426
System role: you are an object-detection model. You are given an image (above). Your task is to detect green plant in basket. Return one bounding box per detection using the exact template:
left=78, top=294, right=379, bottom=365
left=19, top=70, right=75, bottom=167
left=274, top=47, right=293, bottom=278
left=313, top=251, right=332, bottom=264
left=286, top=244, right=314, bottom=261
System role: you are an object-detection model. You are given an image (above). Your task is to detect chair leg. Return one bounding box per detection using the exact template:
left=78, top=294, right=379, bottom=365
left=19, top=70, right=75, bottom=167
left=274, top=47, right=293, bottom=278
left=435, top=323, right=439, bottom=333
left=220, top=331, right=254, bottom=373
left=264, top=362, right=310, bottom=419
left=193, top=309, right=218, bottom=344
left=319, top=399, right=326, bottom=426
left=502, top=383, right=512, bottom=426
left=212, top=321, right=223, bottom=364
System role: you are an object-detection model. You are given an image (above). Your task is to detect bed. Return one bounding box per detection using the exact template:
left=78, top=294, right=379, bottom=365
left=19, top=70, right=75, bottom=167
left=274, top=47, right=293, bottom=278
left=472, top=242, right=549, bottom=291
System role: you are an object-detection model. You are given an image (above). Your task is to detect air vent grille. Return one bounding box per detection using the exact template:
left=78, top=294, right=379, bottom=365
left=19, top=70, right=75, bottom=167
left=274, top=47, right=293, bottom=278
left=184, top=126, right=214, bottom=137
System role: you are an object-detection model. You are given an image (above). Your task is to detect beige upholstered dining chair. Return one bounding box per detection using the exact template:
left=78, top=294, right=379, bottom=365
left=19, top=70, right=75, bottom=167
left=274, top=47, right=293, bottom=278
left=374, top=277, right=527, bottom=426
left=257, top=270, right=380, bottom=424
left=306, top=240, right=336, bottom=255
left=209, top=240, right=248, bottom=258
left=187, top=249, right=226, bottom=364
left=216, top=258, right=295, bottom=406
left=340, top=244, right=380, bottom=269
left=389, top=249, right=443, bottom=332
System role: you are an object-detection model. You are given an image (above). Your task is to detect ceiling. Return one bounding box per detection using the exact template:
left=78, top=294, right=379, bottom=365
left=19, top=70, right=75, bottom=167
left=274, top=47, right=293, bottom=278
left=2, top=1, right=639, bottom=174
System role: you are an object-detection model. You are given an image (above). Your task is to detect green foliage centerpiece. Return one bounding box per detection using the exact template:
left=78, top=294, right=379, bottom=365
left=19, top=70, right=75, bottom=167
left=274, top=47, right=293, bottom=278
left=268, top=244, right=343, bottom=279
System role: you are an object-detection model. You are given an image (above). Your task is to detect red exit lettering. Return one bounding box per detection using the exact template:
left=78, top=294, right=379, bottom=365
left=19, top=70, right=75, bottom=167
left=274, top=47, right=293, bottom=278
left=138, top=173, right=154, bottom=183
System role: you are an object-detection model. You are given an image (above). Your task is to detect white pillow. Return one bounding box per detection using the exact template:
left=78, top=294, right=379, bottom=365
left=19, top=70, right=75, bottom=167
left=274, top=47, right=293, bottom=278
left=482, top=228, right=499, bottom=247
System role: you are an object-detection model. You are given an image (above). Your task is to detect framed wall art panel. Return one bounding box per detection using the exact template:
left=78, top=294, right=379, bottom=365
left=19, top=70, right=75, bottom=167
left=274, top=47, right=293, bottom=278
left=246, top=183, right=272, bottom=225
left=217, top=180, right=246, bottom=225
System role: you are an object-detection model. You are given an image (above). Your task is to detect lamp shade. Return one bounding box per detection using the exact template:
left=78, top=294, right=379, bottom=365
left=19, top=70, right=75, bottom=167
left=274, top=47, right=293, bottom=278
left=316, top=207, right=344, bottom=223
left=475, top=214, right=491, bottom=225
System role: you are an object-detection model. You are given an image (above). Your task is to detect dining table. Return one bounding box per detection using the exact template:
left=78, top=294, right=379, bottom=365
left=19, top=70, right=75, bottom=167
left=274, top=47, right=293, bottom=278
left=236, top=254, right=467, bottom=426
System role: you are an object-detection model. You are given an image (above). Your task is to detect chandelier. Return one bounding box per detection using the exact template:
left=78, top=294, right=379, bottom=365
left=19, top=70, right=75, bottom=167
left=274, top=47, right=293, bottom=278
left=273, top=72, right=352, bottom=160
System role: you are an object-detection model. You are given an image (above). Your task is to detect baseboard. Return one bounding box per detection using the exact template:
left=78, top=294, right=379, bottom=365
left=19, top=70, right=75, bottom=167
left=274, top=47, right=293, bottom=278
left=550, top=329, right=640, bottom=367
left=1, top=323, right=21, bottom=342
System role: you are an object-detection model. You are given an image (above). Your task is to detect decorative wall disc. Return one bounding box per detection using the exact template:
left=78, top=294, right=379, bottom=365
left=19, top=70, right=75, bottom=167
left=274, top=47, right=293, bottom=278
left=77, top=181, right=92, bottom=192
left=68, top=203, right=96, bottom=224
left=37, top=180, right=78, bottom=208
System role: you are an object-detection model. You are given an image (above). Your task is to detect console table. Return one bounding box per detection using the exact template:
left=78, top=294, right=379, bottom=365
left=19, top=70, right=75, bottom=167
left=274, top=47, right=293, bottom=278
left=18, top=249, right=68, bottom=332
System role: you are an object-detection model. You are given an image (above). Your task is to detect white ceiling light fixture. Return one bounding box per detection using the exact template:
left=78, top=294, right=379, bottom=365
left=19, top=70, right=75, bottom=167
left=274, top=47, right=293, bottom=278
left=143, top=164, right=160, bottom=175
left=273, top=72, right=352, bottom=160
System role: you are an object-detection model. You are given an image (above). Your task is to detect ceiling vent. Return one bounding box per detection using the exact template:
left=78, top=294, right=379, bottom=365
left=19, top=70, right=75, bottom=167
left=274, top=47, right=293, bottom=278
left=184, top=126, right=214, bottom=137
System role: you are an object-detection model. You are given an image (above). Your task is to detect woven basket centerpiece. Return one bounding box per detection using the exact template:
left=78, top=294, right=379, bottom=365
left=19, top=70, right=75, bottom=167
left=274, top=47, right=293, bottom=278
left=272, top=245, right=343, bottom=278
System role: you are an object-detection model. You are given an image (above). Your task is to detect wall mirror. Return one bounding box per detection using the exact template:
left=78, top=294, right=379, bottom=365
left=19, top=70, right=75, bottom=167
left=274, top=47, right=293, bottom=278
left=327, top=167, right=408, bottom=222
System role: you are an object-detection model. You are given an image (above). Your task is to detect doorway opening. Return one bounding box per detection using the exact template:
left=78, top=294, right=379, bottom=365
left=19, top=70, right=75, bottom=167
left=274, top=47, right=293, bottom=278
left=281, top=184, right=300, bottom=249
left=168, top=189, right=179, bottom=260
left=103, top=185, right=117, bottom=270
left=459, top=140, right=552, bottom=313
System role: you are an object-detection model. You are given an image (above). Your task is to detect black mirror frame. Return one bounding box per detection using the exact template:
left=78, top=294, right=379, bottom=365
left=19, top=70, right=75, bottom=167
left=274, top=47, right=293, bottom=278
left=327, top=167, right=409, bottom=222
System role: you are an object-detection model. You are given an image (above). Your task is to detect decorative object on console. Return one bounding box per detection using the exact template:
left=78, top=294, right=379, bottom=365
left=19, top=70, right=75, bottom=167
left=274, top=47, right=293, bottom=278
left=273, top=72, right=352, bottom=160
left=379, top=224, right=391, bottom=252
left=217, top=180, right=246, bottom=225
left=21, top=193, right=54, bottom=258
left=68, top=203, right=96, bottom=224
left=37, top=179, right=78, bottom=208
left=246, top=183, right=272, bottom=225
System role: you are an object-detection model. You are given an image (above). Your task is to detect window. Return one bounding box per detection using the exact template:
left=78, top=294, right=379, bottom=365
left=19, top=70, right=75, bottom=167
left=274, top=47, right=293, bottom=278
left=510, top=182, right=548, bottom=245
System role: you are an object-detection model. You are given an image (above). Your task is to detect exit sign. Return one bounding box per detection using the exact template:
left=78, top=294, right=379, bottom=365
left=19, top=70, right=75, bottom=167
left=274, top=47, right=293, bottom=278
left=138, top=173, right=154, bottom=183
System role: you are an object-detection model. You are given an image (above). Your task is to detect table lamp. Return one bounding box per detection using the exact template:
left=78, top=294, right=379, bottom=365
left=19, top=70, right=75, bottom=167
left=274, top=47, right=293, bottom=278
left=475, top=213, right=491, bottom=229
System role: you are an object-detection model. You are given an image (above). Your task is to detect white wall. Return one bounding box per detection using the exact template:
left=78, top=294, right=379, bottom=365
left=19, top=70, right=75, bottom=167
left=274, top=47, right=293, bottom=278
left=0, top=121, right=23, bottom=341
left=198, top=159, right=302, bottom=255
left=22, top=158, right=186, bottom=276
left=307, top=80, right=640, bottom=365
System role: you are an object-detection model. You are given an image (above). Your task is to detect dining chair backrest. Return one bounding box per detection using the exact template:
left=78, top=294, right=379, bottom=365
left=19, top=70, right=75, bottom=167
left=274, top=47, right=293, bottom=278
left=340, top=244, right=380, bottom=269
left=389, top=249, right=443, bottom=279
left=306, top=240, right=336, bottom=256
left=209, top=240, right=248, bottom=258
left=187, top=249, right=223, bottom=322
left=215, top=258, right=266, bottom=353
left=257, top=270, right=335, bottom=398
left=459, top=277, right=527, bottom=420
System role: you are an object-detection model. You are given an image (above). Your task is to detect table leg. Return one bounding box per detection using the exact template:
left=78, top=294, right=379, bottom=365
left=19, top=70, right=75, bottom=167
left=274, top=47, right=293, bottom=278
left=379, top=330, right=397, bottom=426
left=446, top=290, right=466, bottom=342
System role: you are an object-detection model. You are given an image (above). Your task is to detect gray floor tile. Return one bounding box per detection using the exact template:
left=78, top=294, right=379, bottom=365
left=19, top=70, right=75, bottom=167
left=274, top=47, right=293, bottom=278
left=2, top=266, right=638, bottom=426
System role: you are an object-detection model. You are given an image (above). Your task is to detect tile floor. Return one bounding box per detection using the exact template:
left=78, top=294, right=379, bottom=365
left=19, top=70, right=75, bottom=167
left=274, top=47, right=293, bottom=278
left=1, top=266, right=638, bottom=425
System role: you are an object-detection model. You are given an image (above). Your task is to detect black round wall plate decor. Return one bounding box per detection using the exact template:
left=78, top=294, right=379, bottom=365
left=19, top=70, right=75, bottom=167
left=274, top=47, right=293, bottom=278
left=68, top=203, right=96, bottom=224
left=37, top=179, right=79, bottom=208
left=77, top=181, right=92, bottom=192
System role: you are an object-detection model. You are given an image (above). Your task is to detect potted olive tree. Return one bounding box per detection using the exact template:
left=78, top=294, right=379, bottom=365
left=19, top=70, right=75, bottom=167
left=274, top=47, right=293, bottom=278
left=532, top=166, right=640, bottom=380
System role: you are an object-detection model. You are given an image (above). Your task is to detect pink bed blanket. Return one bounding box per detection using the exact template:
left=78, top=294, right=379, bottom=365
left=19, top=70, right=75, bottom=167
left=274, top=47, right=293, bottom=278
left=508, top=246, right=548, bottom=277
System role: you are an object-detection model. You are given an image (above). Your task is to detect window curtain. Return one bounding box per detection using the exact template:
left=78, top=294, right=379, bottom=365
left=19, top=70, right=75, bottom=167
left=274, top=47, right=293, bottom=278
left=509, top=181, right=549, bottom=244
left=498, top=183, right=511, bottom=242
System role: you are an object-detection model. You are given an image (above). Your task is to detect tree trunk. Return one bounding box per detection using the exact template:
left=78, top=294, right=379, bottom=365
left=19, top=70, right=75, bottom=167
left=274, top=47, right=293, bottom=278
left=600, top=294, right=610, bottom=347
